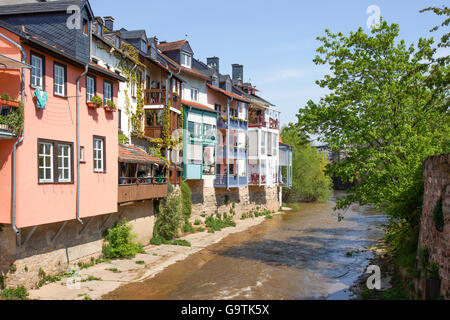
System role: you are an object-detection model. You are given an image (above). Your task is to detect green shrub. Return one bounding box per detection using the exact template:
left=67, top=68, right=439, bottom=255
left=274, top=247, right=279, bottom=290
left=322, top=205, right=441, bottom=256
left=205, top=214, right=236, bottom=233
left=1, top=286, right=28, bottom=300
left=152, top=191, right=183, bottom=243
left=118, top=130, right=129, bottom=144
left=90, top=95, right=103, bottom=106
left=194, top=219, right=202, bottom=226
left=102, top=219, right=144, bottom=259
left=183, top=220, right=195, bottom=233
left=181, top=181, right=192, bottom=219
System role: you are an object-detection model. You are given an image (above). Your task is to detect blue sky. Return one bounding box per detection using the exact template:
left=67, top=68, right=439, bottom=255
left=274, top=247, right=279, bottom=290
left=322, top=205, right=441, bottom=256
left=90, top=0, right=448, bottom=127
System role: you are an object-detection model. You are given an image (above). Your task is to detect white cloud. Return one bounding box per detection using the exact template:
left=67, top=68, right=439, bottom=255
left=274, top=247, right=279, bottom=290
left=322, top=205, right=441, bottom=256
left=435, top=47, right=450, bottom=59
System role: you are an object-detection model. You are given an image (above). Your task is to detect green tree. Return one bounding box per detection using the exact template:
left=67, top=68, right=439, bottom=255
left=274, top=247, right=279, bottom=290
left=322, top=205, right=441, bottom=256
left=296, top=20, right=449, bottom=228
left=281, top=125, right=332, bottom=203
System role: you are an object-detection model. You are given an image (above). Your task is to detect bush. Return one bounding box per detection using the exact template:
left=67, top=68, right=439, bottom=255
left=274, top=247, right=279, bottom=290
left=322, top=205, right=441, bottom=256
left=1, top=286, right=28, bottom=300
left=102, top=219, right=144, bottom=259
left=183, top=220, right=195, bottom=233
left=181, top=181, right=192, bottom=219
left=151, top=191, right=184, bottom=245
left=205, top=214, right=236, bottom=233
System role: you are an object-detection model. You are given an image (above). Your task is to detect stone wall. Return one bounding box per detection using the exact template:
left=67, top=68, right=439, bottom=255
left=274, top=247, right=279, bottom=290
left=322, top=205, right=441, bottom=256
left=417, top=153, right=450, bottom=299
left=0, top=200, right=155, bottom=290
left=186, top=180, right=280, bottom=221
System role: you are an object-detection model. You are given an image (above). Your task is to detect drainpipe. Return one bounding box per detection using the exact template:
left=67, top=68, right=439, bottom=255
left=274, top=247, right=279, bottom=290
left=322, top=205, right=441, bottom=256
left=0, top=33, right=27, bottom=235
left=76, top=64, right=88, bottom=225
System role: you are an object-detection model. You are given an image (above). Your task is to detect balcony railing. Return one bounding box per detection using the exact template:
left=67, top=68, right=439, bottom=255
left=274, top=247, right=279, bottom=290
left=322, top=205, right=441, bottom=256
left=144, top=89, right=166, bottom=105
left=249, top=116, right=280, bottom=130
left=249, top=174, right=266, bottom=185
left=214, top=174, right=248, bottom=188
left=118, top=176, right=167, bottom=204
left=218, top=117, right=248, bottom=131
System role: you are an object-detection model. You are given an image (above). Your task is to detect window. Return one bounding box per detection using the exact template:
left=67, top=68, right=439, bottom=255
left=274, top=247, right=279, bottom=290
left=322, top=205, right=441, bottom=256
left=115, top=36, right=121, bottom=49
left=118, top=109, right=122, bottom=129
left=141, top=39, right=146, bottom=52
left=93, top=137, right=105, bottom=173
left=190, top=88, right=198, bottom=102
left=97, top=24, right=102, bottom=37
left=31, top=52, right=44, bottom=88
left=261, top=131, right=266, bottom=155
left=86, top=75, right=96, bottom=102
left=130, top=81, right=136, bottom=97
left=83, top=19, right=88, bottom=35
left=58, top=144, right=71, bottom=182
left=145, top=109, right=164, bottom=127
left=181, top=53, right=192, bottom=68
left=188, top=121, right=202, bottom=139
left=54, top=63, right=66, bottom=96
left=38, top=142, right=53, bottom=183
left=79, top=146, right=85, bottom=162
left=203, top=124, right=216, bottom=141
left=104, top=81, right=112, bottom=104
left=38, top=140, right=73, bottom=183
left=215, top=104, right=221, bottom=113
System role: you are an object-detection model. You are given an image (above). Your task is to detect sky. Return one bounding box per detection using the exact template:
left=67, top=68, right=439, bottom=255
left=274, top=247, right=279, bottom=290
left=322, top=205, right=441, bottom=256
left=89, top=0, right=448, bottom=128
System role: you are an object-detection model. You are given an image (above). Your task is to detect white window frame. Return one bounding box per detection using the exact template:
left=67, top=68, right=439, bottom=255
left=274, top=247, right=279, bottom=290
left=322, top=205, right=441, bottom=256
left=31, top=54, right=43, bottom=88
left=54, top=64, right=65, bottom=96
left=190, top=88, right=198, bottom=102
left=58, top=144, right=71, bottom=182
left=181, top=53, right=192, bottom=68
left=104, top=81, right=112, bottom=104
left=93, top=137, right=104, bottom=173
left=38, top=142, right=53, bottom=183
left=86, top=75, right=95, bottom=101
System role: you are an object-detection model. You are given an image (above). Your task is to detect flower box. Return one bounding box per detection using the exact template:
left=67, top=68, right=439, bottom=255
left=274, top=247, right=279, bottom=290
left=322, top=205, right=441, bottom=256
left=87, top=102, right=97, bottom=108
left=105, top=106, right=116, bottom=112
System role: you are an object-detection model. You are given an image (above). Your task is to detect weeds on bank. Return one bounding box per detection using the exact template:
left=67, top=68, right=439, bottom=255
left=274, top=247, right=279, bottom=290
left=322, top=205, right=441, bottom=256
left=241, top=207, right=274, bottom=221
left=1, top=286, right=28, bottom=300
left=205, top=213, right=236, bottom=233
left=102, top=219, right=145, bottom=259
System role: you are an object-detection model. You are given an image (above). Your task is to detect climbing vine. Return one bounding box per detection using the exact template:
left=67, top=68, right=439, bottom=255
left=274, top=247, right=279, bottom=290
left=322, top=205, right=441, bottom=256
left=118, top=43, right=145, bottom=135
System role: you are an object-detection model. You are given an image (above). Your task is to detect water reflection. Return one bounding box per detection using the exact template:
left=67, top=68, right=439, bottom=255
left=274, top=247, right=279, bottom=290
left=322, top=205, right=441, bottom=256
left=106, top=194, right=388, bottom=300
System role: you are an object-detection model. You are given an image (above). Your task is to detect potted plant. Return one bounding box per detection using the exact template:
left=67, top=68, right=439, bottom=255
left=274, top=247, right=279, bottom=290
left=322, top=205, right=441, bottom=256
left=104, top=100, right=116, bottom=112
left=88, top=95, right=103, bottom=108
left=0, top=94, right=19, bottom=107
left=0, top=94, right=9, bottom=105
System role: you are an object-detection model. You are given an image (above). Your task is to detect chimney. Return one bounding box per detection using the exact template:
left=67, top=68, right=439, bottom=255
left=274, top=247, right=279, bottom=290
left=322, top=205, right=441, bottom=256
left=232, top=64, right=243, bottom=82
left=207, top=57, right=219, bottom=73
left=103, top=16, right=114, bottom=31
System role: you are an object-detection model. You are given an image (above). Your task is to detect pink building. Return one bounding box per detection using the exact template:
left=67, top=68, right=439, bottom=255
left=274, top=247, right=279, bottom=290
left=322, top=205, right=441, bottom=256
left=0, top=23, right=123, bottom=231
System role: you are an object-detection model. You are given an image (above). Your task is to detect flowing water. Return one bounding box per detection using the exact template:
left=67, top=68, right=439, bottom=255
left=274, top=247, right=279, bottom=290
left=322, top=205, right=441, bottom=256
left=107, top=193, right=388, bottom=300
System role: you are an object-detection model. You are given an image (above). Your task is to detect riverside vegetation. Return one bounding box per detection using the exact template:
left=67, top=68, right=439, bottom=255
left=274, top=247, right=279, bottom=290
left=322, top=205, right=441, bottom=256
left=294, top=6, right=449, bottom=299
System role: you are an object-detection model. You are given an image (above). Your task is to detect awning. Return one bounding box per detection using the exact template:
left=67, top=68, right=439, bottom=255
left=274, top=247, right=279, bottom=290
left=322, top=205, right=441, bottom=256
left=118, top=144, right=166, bottom=165
left=0, top=54, right=32, bottom=69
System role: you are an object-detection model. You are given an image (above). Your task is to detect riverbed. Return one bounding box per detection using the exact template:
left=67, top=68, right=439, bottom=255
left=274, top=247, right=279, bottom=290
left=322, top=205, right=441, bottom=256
left=105, top=193, right=388, bottom=300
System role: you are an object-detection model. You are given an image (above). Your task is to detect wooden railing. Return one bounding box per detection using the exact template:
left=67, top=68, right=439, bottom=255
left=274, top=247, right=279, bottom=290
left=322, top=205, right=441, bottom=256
left=144, top=89, right=165, bottom=105
left=118, top=177, right=167, bottom=204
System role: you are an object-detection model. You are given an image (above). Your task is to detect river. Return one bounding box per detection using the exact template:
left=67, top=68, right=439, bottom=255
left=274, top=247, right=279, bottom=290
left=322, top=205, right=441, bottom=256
left=106, top=192, right=388, bottom=300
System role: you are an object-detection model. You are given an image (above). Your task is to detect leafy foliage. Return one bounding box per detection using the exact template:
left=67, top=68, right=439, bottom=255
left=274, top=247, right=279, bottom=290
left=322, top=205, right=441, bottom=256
left=102, top=219, right=144, bottom=259
left=151, top=190, right=184, bottom=244
left=181, top=181, right=192, bottom=219
left=118, top=130, right=129, bottom=144
left=205, top=214, right=236, bottom=233
left=281, top=125, right=332, bottom=203
left=296, top=20, right=449, bottom=228
left=1, top=286, right=28, bottom=300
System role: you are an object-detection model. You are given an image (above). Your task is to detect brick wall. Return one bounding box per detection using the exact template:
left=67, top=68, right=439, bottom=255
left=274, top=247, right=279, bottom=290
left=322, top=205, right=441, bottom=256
left=417, top=153, right=450, bottom=298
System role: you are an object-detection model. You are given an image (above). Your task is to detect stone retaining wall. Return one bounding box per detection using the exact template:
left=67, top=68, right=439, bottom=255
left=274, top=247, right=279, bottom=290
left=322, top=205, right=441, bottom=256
left=417, top=153, right=449, bottom=299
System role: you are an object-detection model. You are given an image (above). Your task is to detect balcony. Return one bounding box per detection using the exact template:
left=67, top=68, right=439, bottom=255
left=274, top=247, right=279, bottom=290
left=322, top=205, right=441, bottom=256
left=118, top=177, right=167, bottom=204
left=217, top=117, right=248, bottom=131
left=249, top=116, right=279, bottom=130
left=214, top=174, right=248, bottom=188
left=144, top=89, right=165, bottom=106
left=217, top=146, right=247, bottom=160
left=0, top=105, right=20, bottom=140
left=249, top=174, right=266, bottom=185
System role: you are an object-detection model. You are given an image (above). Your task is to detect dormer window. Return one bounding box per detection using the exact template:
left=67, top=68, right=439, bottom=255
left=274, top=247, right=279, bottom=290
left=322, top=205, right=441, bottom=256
left=141, top=39, right=146, bottom=52
left=181, top=52, right=192, bottom=68
left=97, top=24, right=102, bottom=37
left=115, top=36, right=121, bottom=49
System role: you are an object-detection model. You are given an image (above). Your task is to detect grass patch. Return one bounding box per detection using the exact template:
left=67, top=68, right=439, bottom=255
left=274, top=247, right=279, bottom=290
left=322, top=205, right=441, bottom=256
left=205, top=214, right=236, bottom=233
left=135, top=261, right=145, bottom=265
left=194, top=219, right=202, bottom=226
left=105, top=268, right=121, bottom=274
left=82, top=276, right=101, bottom=282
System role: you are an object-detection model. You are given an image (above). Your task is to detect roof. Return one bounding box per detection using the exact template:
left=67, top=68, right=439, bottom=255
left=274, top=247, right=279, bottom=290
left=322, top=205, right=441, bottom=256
left=88, top=63, right=127, bottom=82
left=0, top=0, right=94, bottom=19
left=181, top=99, right=217, bottom=113
left=157, top=40, right=186, bottom=52
left=207, top=84, right=249, bottom=103
left=0, top=54, right=31, bottom=69
left=119, top=29, right=146, bottom=40
left=159, top=52, right=209, bottom=80
left=118, top=144, right=165, bottom=165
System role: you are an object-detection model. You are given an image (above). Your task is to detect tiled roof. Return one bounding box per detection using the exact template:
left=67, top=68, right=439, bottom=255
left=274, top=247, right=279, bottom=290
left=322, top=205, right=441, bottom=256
left=157, top=40, right=186, bottom=52
left=207, top=84, right=249, bottom=103
left=181, top=100, right=217, bottom=113
left=119, top=29, right=146, bottom=40
left=118, top=144, right=165, bottom=165
left=158, top=52, right=209, bottom=80
left=0, top=0, right=87, bottom=15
